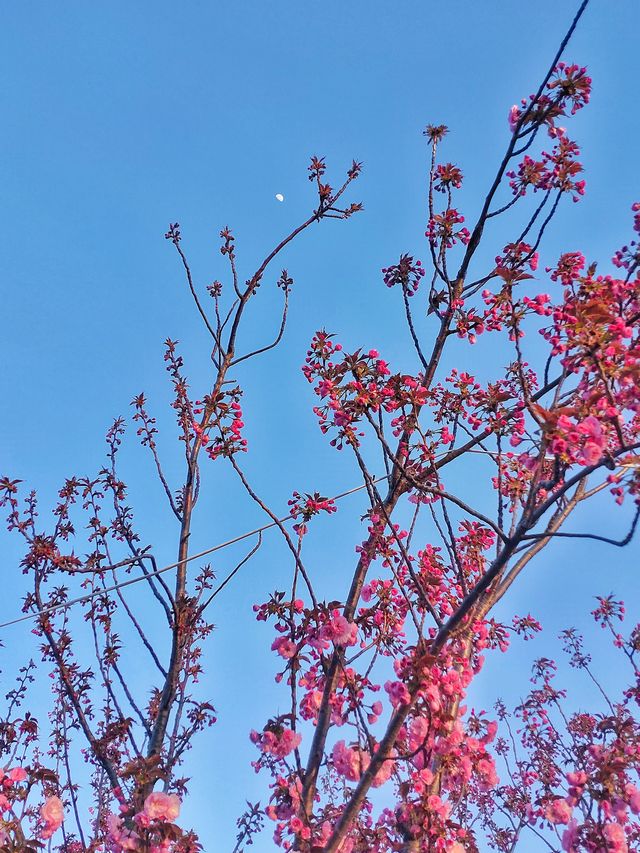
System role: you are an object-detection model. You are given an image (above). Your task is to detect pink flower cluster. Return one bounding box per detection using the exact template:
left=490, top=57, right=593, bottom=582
left=508, top=62, right=591, bottom=134
left=550, top=414, right=607, bottom=466
left=508, top=132, right=585, bottom=202
left=382, top=254, right=425, bottom=296
left=287, top=489, right=337, bottom=536
left=425, top=209, right=470, bottom=249
left=251, top=725, right=302, bottom=761
left=332, top=740, right=394, bottom=787
left=548, top=250, right=586, bottom=284
left=40, top=795, right=64, bottom=839
left=0, top=767, right=64, bottom=843
left=107, top=792, right=182, bottom=853
left=193, top=387, right=247, bottom=460
left=434, top=163, right=463, bottom=192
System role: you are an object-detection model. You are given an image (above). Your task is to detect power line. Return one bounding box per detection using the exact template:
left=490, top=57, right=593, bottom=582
left=0, top=475, right=387, bottom=631
left=0, top=451, right=636, bottom=631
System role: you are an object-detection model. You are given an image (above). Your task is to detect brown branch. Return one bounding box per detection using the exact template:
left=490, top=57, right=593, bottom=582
left=230, top=283, right=290, bottom=367
left=228, top=456, right=318, bottom=608
left=197, top=532, right=263, bottom=615
left=455, top=0, right=591, bottom=285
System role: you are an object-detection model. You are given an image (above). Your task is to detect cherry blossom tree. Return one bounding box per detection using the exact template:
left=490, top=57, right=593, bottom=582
left=1, top=1, right=639, bottom=850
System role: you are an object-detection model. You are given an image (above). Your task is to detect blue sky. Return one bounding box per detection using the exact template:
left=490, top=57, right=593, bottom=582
left=1, top=2, right=639, bottom=850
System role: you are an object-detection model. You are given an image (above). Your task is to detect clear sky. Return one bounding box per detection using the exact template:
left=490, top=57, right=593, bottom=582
left=1, top=2, right=639, bottom=850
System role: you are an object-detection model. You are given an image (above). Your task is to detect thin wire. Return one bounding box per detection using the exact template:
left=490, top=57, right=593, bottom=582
left=0, top=451, right=637, bottom=631
left=0, top=475, right=386, bottom=630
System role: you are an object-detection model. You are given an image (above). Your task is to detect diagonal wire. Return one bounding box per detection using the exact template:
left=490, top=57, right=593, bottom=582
left=0, top=451, right=637, bottom=631
left=0, top=475, right=387, bottom=630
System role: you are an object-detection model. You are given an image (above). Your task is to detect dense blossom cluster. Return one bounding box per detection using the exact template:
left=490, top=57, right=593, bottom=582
left=0, top=767, right=63, bottom=848
left=105, top=792, right=193, bottom=853
left=193, top=387, right=247, bottom=460
left=484, top=602, right=640, bottom=852
left=382, top=255, right=425, bottom=296
left=507, top=131, right=586, bottom=202
left=425, top=209, right=470, bottom=249
left=288, top=491, right=337, bottom=537
left=508, top=62, right=591, bottom=134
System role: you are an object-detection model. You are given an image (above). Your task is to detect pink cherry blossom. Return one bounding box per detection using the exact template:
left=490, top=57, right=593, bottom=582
left=7, top=768, right=27, bottom=783
left=603, top=822, right=628, bottom=853
left=272, top=636, right=297, bottom=658
left=40, top=796, right=64, bottom=839
left=143, top=791, right=181, bottom=823
left=332, top=740, right=369, bottom=782
left=562, top=820, right=579, bottom=852
left=385, top=680, right=411, bottom=707
left=320, top=610, right=358, bottom=646
left=546, top=797, right=573, bottom=825
left=625, top=783, right=640, bottom=814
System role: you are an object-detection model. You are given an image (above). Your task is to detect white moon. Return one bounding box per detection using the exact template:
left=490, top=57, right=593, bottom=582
left=275, top=193, right=284, bottom=202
